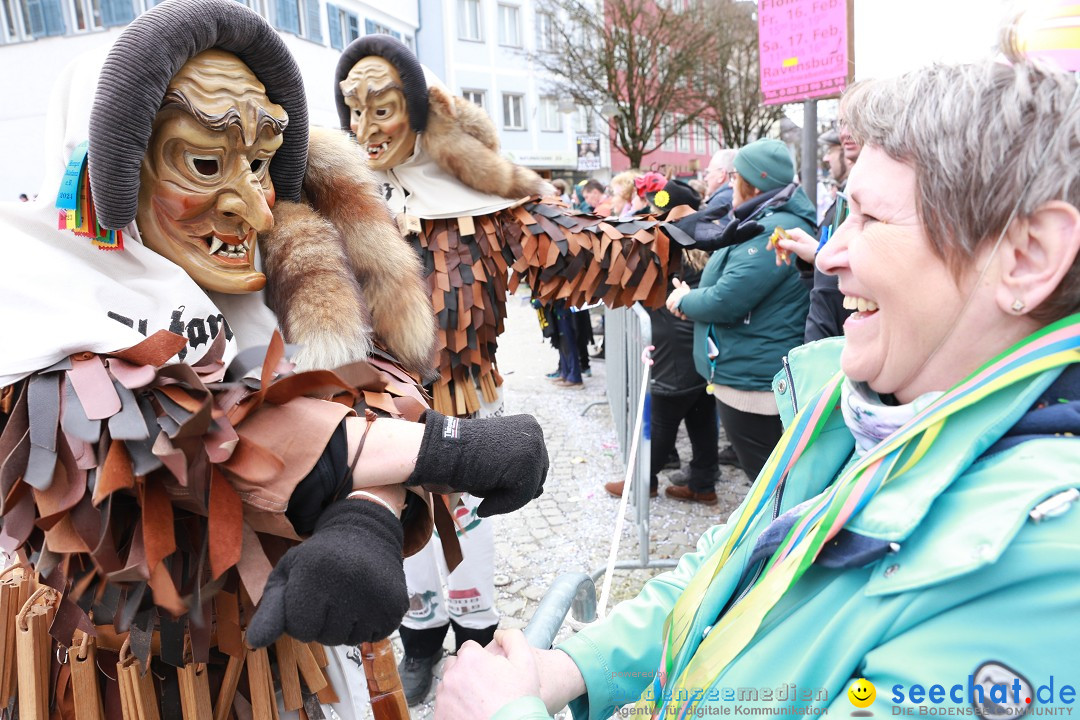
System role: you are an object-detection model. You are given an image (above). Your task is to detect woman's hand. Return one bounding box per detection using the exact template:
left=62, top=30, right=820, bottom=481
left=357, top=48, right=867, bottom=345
left=435, top=630, right=586, bottom=718
left=435, top=630, right=540, bottom=719
left=770, top=227, right=819, bottom=266
left=666, top=278, right=691, bottom=319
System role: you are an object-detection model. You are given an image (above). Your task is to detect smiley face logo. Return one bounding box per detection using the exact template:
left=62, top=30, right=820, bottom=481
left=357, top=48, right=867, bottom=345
left=848, top=678, right=876, bottom=709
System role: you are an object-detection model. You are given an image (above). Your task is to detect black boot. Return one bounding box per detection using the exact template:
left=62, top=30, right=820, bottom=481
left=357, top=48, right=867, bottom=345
left=397, top=623, right=449, bottom=705
left=451, top=620, right=498, bottom=651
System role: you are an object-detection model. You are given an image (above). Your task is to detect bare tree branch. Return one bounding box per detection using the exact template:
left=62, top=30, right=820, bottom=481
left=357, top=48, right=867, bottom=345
left=531, top=0, right=786, bottom=167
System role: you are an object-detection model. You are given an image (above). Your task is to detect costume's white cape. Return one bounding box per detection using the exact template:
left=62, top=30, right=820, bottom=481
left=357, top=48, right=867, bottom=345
left=378, top=136, right=516, bottom=220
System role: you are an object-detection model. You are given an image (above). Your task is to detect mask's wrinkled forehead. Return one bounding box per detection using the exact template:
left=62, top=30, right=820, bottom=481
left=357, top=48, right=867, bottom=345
left=163, top=49, right=288, bottom=145
left=340, top=56, right=404, bottom=106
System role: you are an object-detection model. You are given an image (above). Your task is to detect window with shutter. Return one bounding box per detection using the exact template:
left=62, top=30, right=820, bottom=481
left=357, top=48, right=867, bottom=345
left=100, top=0, right=133, bottom=27
left=2, top=0, right=21, bottom=40
left=326, top=1, right=340, bottom=48
left=275, top=0, right=300, bottom=34
left=22, top=0, right=65, bottom=36
left=304, top=0, right=320, bottom=41
left=22, top=0, right=46, bottom=35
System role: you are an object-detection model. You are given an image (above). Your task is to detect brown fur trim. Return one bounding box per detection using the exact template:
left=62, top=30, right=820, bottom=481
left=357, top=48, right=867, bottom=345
left=261, top=200, right=375, bottom=370
left=303, top=127, right=438, bottom=375
left=423, top=86, right=555, bottom=200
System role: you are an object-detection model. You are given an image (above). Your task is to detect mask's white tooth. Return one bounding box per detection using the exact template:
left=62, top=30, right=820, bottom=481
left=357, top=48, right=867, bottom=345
left=209, top=237, right=224, bottom=255
left=866, top=300, right=879, bottom=312
left=856, top=298, right=867, bottom=312
left=843, top=296, right=855, bottom=310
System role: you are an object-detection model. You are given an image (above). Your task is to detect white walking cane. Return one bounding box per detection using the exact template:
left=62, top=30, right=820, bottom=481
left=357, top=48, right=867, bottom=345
left=597, top=344, right=654, bottom=619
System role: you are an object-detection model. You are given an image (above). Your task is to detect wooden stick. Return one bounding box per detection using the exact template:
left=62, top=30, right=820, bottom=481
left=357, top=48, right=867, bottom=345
left=246, top=646, right=275, bottom=720
left=70, top=630, right=105, bottom=720
left=16, top=586, right=58, bottom=720
left=308, top=642, right=328, bottom=668
left=117, top=658, right=136, bottom=720
left=274, top=637, right=302, bottom=711
left=362, top=639, right=409, bottom=720
left=0, top=565, right=31, bottom=707
left=212, top=652, right=245, bottom=720
left=118, top=637, right=161, bottom=720
left=292, top=641, right=327, bottom=694
left=177, top=662, right=213, bottom=720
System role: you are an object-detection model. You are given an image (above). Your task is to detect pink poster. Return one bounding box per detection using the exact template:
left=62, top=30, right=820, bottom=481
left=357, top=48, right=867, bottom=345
left=758, top=0, right=851, bottom=105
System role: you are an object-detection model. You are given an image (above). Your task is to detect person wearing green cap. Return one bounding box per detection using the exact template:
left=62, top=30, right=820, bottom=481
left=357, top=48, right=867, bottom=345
left=664, top=138, right=815, bottom=485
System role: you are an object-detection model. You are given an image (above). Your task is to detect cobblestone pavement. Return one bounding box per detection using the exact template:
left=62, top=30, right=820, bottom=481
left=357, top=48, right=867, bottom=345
left=397, top=291, right=753, bottom=718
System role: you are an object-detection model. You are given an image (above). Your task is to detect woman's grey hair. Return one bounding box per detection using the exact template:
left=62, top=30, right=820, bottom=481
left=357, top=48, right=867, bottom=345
left=843, top=57, right=1080, bottom=322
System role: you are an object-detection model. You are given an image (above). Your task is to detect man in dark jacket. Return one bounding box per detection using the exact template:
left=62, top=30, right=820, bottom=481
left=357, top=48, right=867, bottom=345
left=703, top=149, right=737, bottom=213
left=671, top=149, right=738, bottom=247
left=801, top=126, right=861, bottom=342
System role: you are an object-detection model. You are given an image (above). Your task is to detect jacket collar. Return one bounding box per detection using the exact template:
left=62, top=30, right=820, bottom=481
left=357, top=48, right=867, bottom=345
left=775, top=339, right=1076, bottom=592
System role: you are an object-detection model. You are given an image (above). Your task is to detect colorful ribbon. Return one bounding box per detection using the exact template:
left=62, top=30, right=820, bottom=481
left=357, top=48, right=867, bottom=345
left=638, top=314, right=1080, bottom=718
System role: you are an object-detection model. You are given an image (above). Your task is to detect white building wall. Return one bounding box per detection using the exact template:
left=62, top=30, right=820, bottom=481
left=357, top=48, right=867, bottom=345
left=0, top=0, right=418, bottom=203
left=419, top=0, right=578, bottom=176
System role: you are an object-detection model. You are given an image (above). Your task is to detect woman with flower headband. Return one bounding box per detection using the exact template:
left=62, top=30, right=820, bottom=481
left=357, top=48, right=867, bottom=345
left=434, top=43, right=1080, bottom=720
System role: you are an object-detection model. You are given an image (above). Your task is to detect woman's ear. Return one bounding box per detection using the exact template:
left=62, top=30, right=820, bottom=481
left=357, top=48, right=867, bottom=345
left=997, top=200, right=1080, bottom=314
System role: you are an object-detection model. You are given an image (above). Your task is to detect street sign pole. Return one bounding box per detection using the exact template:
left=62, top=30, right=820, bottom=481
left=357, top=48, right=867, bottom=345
left=802, top=99, right=817, bottom=208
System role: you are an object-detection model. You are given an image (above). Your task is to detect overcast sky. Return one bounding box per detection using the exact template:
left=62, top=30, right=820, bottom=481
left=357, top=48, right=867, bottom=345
left=852, top=0, right=1015, bottom=79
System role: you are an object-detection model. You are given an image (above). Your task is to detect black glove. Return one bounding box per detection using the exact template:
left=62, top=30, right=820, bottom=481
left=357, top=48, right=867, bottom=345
left=246, top=498, right=408, bottom=648
left=713, top=219, right=764, bottom=250
left=405, top=410, right=547, bottom=517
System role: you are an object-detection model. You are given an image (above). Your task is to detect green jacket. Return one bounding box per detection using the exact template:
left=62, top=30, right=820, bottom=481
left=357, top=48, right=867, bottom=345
left=493, top=338, right=1080, bottom=719
left=677, top=188, right=814, bottom=392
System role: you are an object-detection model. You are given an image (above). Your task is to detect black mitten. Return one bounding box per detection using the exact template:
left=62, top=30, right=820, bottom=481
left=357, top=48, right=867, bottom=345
left=405, top=410, right=547, bottom=517
left=246, top=498, right=408, bottom=648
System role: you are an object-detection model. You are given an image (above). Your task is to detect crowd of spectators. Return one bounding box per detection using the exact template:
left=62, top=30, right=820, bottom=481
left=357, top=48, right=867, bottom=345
left=545, top=126, right=860, bottom=506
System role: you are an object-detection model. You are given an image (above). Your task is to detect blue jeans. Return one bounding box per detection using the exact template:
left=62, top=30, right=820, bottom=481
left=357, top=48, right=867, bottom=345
left=554, top=303, right=582, bottom=383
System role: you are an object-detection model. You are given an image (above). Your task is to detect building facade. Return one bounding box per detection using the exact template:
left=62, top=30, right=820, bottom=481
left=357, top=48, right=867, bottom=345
left=610, top=116, right=720, bottom=179
left=416, top=0, right=589, bottom=181
left=0, top=0, right=418, bottom=201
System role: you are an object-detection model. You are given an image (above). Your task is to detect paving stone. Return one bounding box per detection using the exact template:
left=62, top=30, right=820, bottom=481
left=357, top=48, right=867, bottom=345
left=500, top=598, right=526, bottom=616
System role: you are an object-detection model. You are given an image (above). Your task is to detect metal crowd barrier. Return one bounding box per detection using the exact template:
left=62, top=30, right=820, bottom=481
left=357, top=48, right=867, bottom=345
left=593, top=304, right=678, bottom=579
left=524, top=306, right=676, bottom=649
left=522, top=572, right=597, bottom=649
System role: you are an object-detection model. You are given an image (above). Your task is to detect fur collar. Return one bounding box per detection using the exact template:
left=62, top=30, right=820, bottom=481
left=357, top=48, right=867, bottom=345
left=259, top=127, right=437, bottom=376
left=421, top=86, right=554, bottom=201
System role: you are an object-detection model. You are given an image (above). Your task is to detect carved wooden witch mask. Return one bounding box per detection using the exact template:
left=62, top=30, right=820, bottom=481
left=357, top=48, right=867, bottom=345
left=136, top=49, right=288, bottom=294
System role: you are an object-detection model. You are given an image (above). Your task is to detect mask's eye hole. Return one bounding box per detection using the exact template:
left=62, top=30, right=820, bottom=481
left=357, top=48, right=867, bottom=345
left=189, top=155, right=220, bottom=177
left=354, top=108, right=362, bottom=116
left=250, top=158, right=264, bottom=173
left=375, top=107, right=390, bottom=118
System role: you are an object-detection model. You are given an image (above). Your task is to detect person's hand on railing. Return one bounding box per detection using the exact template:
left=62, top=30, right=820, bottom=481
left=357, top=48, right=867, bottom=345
left=435, top=629, right=586, bottom=718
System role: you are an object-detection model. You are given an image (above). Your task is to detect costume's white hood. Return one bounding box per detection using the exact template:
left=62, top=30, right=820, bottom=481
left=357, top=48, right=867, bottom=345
left=0, top=46, right=278, bottom=387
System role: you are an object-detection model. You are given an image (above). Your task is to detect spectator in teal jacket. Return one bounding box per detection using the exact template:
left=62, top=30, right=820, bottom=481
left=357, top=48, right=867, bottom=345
left=434, top=51, right=1080, bottom=720
left=666, top=139, right=814, bottom=480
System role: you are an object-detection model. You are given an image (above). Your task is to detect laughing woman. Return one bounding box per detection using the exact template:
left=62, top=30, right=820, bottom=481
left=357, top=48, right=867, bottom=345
left=434, top=50, right=1080, bottom=720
